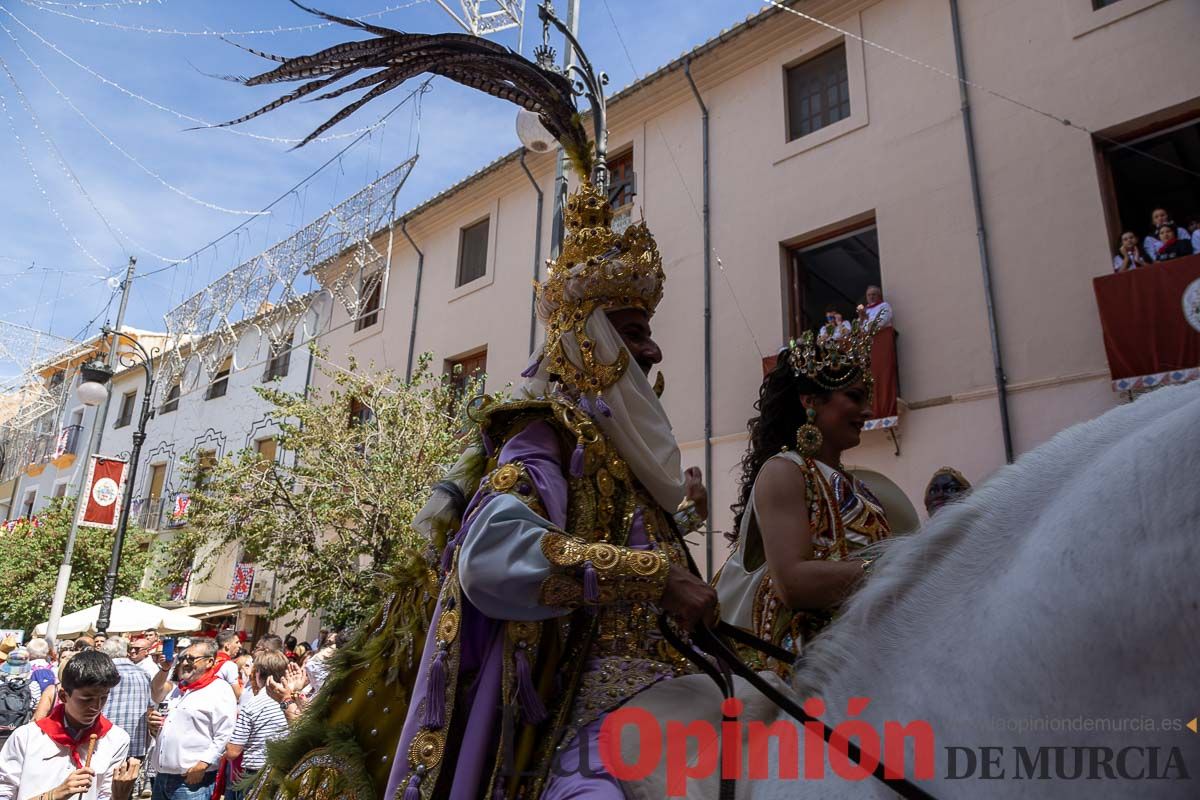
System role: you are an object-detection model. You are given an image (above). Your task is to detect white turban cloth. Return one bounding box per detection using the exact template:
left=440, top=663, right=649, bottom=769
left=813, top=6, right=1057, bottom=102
left=522, top=308, right=685, bottom=512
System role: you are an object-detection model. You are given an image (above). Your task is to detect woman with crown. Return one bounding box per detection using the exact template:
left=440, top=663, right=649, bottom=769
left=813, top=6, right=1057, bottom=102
left=714, top=322, right=892, bottom=671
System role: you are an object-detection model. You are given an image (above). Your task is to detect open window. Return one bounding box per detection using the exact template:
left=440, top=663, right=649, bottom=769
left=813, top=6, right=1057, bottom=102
left=785, top=224, right=881, bottom=338
left=785, top=222, right=899, bottom=434
left=1101, top=118, right=1200, bottom=251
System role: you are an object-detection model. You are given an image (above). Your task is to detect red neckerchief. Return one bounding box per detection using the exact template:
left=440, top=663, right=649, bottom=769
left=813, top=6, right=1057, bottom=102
left=1159, top=239, right=1177, bottom=254
left=35, top=703, right=113, bottom=768
left=865, top=301, right=883, bottom=310
left=178, top=664, right=221, bottom=695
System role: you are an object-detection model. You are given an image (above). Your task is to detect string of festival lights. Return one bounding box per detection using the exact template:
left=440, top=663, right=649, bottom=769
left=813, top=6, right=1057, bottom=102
left=0, top=6, right=396, bottom=145
left=16, top=0, right=430, bottom=37
left=0, top=22, right=267, bottom=218
left=0, top=87, right=111, bottom=272
left=0, top=42, right=191, bottom=265
left=0, top=55, right=127, bottom=254
left=27, top=0, right=166, bottom=9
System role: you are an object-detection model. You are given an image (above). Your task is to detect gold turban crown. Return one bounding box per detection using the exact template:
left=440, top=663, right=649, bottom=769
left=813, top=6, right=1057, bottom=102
left=786, top=320, right=874, bottom=391
left=535, top=182, right=665, bottom=392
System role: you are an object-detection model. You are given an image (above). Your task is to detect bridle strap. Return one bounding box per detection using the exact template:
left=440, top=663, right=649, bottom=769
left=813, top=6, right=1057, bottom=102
left=712, top=620, right=795, bottom=664
left=684, top=622, right=938, bottom=800
left=657, top=617, right=737, bottom=800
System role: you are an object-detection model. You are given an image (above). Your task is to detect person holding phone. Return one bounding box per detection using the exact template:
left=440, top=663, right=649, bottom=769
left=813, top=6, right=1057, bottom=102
left=146, top=641, right=235, bottom=800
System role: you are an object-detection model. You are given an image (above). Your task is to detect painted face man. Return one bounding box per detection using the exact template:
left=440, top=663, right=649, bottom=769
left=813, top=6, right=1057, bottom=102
left=924, top=467, right=972, bottom=517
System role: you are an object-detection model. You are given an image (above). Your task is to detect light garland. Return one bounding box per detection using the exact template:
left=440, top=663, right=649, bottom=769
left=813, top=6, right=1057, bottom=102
left=0, top=25, right=241, bottom=262
left=0, top=35, right=268, bottom=218
left=0, top=88, right=110, bottom=272
left=157, top=157, right=417, bottom=390
left=0, top=42, right=189, bottom=265
left=0, top=6, right=395, bottom=145
left=26, top=0, right=166, bottom=10
left=17, top=0, right=430, bottom=37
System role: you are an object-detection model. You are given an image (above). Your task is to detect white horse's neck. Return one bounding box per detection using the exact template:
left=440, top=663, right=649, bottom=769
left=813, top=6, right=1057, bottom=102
left=757, top=381, right=1200, bottom=800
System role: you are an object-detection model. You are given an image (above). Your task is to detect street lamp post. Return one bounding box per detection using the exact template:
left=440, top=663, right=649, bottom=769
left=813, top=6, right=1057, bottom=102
left=78, top=327, right=158, bottom=637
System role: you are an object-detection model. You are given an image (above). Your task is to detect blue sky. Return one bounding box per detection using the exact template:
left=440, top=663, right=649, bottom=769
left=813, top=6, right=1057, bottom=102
left=0, top=0, right=751, bottom=368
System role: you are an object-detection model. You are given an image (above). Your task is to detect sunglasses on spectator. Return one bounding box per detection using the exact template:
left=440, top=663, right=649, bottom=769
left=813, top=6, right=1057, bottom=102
left=178, top=655, right=212, bottom=665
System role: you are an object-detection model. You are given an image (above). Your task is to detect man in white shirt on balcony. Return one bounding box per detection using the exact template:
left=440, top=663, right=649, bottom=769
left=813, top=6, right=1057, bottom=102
left=861, top=284, right=894, bottom=330
left=146, top=640, right=235, bottom=800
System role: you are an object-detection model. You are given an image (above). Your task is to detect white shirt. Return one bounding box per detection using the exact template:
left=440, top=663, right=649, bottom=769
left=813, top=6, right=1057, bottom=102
left=865, top=301, right=893, bottom=329
left=151, top=679, right=236, bottom=775
left=0, top=720, right=130, bottom=800
left=135, top=658, right=159, bottom=683
left=216, top=659, right=240, bottom=688
left=1192, top=229, right=1200, bottom=255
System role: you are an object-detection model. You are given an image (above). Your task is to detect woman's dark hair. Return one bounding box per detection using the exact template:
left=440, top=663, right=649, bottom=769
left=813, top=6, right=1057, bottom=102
left=284, top=635, right=298, bottom=651
left=61, top=650, right=120, bottom=694
left=729, top=355, right=830, bottom=540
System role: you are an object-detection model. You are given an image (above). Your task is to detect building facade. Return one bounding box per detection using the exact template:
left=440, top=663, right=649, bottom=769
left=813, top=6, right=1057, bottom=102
left=310, top=0, right=1199, bottom=576
left=1, top=304, right=325, bottom=639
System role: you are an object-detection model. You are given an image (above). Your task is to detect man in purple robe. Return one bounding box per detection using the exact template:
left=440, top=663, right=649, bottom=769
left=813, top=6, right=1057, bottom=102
left=385, top=182, right=716, bottom=800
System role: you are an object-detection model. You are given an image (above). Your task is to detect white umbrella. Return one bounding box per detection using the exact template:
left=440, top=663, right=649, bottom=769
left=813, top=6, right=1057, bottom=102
left=34, top=596, right=203, bottom=637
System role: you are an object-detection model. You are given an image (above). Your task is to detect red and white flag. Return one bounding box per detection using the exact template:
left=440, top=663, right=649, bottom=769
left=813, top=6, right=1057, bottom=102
left=77, top=456, right=127, bottom=530
left=227, top=563, right=255, bottom=602
left=171, top=493, right=191, bottom=521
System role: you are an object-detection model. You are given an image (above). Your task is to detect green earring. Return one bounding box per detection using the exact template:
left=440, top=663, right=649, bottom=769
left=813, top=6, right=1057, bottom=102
left=796, top=407, right=822, bottom=457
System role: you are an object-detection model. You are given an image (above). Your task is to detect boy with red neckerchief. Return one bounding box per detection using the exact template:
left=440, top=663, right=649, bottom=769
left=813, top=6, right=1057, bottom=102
left=0, top=650, right=139, bottom=800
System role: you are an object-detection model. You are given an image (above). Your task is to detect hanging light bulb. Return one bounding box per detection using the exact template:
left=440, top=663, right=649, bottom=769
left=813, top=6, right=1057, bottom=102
left=516, top=109, right=556, bottom=153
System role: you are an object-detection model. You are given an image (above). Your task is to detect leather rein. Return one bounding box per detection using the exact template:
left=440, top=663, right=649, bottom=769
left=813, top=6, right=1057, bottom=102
left=657, top=616, right=938, bottom=800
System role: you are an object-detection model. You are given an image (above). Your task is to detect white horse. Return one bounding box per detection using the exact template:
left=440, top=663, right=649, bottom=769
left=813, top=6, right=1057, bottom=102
left=620, top=380, right=1200, bottom=799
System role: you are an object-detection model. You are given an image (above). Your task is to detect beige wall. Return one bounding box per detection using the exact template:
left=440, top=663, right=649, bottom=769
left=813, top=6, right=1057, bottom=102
left=314, top=0, right=1200, bottom=574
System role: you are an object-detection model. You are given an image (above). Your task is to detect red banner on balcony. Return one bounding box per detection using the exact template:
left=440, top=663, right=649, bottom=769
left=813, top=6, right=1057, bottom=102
left=77, top=455, right=127, bottom=530
left=864, top=327, right=900, bottom=430
left=1093, top=254, right=1200, bottom=391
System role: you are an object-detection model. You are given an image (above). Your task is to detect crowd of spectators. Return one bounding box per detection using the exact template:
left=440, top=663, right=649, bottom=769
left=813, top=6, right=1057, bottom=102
left=0, top=627, right=345, bottom=799
left=1113, top=207, right=1197, bottom=272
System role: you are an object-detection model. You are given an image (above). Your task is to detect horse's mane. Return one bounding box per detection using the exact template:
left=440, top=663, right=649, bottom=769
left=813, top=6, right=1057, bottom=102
left=792, top=380, right=1200, bottom=697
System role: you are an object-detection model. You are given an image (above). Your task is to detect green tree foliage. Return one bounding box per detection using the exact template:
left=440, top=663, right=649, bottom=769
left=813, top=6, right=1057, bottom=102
left=0, top=498, right=156, bottom=635
left=163, top=351, right=488, bottom=630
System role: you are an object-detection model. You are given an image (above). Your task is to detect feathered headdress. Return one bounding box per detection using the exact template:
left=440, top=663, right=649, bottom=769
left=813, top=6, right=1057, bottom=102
left=223, top=1, right=667, bottom=394
left=217, top=0, right=594, bottom=179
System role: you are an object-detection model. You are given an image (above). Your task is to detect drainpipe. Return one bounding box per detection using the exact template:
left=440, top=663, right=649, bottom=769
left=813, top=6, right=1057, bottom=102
left=949, top=0, right=1014, bottom=463
left=519, top=149, right=545, bottom=355
left=401, top=218, right=425, bottom=381
left=684, top=57, right=715, bottom=580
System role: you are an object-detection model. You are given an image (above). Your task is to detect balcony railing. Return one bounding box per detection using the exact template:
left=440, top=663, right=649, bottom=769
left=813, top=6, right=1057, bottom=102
left=54, top=425, right=84, bottom=458
left=134, top=494, right=190, bottom=531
